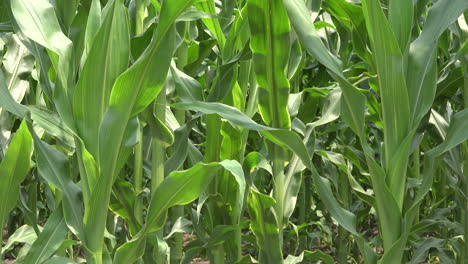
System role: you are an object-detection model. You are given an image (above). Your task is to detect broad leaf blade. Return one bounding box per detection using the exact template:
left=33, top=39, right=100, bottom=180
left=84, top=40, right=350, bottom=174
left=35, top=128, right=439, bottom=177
left=0, top=121, right=32, bottom=239
left=248, top=0, right=291, bottom=129
left=21, top=206, right=68, bottom=264
left=11, top=0, right=75, bottom=126
left=73, top=0, right=130, bottom=157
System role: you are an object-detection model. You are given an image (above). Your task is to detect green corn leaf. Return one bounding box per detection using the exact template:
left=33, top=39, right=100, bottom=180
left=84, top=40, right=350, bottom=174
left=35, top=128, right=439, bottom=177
left=1, top=33, right=34, bottom=107
left=20, top=206, right=68, bottom=264
left=1, top=225, right=39, bottom=255
left=0, top=73, right=76, bottom=146
left=75, top=139, right=99, bottom=206
left=83, top=0, right=194, bottom=258
left=170, top=64, right=204, bottom=102
left=318, top=151, right=375, bottom=207
left=407, top=0, right=468, bottom=126
left=206, top=63, right=238, bottom=103
left=247, top=188, right=283, bottom=263
left=110, top=180, right=141, bottom=236
left=427, top=109, right=468, bottom=157
left=113, top=162, right=222, bottom=263
left=361, top=0, right=411, bottom=209
left=29, top=107, right=76, bottom=147
left=0, top=120, right=32, bottom=243
left=163, top=217, right=192, bottom=240
left=43, top=256, right=77, bottom=264
left=284, top=250, right=334, bottom=264
left=283, top=0, right=341, bottom=75
left=2, top=0, right=465, bottom=262
left=361, top=0, right=410, bottom=164
left=382, top=110, right=468, bottom=263
left=73, top=0, right=130, bottom=157
left=10, top=0, right=75, bottom=126
left=164, top=121, right=193, bottom=176
left=0, top=70, right=27, bottom=118
left=218, top=160, right=246, bottom=222
left=114, top=159, right=245, bottom=263
left=82, top=0, right=102, bottom=60
left=248, top=0, right=291, bottom=129
left=150, top=115, right=175, bottom=147
left=322, top=0, right=369, bottom=62
left=172, top=101, right=360, bottom=235
left=283, top=0, right=366, bottom=139
left=195, top=0, right=226, bottom=51
left=388, top=0, right=413, bottom=51
left=27, top=122, right=84, bottom=239
left=364, top=154, right=402, bottom=255
left=54, top=0, right=80, bottom=30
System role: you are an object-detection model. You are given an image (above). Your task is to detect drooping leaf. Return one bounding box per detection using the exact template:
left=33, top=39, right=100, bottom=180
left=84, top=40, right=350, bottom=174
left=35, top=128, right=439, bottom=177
left=21, top=206, right=68, bottom=264
left=11, top=0, right=75, bottom=126
left=27, top=122, right=83, bottom=238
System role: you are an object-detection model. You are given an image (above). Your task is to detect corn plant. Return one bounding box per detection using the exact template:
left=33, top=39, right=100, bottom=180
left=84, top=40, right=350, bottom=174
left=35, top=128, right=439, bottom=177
left=0, top=0, right=467, bottom=263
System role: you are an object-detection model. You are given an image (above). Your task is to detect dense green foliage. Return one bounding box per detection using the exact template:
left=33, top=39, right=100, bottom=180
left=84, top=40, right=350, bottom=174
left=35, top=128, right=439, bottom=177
left=0, top=0, right=467, bottom=263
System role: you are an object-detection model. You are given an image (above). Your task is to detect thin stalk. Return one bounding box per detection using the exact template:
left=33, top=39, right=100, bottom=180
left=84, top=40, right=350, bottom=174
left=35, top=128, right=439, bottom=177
left=170, top=109, right=185, bottom=264
left=205, top=114, right=225, bottom=263
left=337, top=171, right=350, bottom=264
left=240, top=63, right=257, bottom=159
left=463, top=140, right=468, bottom=264
left=245, top=63, right=258, bottom=118
left=413, top=146, right=420, bottom=224
left=152, top=91, right=166, bottom=193
left=28, top=180, right=38, bottom=229
left=298, top=173, right=307, bottom=252
left=105, top=212, right=115, bottom=253
left=222, top=62, right=253, bottom=264
left=270, top=87, right=287, bottom=257
left=461, top=141, right=468, bottom=263
left=436, top=164, right=449, bottom=245
left=298, top=175, right=306, bottom=224
left=134, top=127, right=144, bottom=225
left=67, top=232, right=74, bottom=259
left=229, top=222, right=242, bottom=262
left=462, top=56, right=468, bottom=264
left=0, top=226, right=3, bottom=261
left=273, top=145, right=286, bottom=230
left=135, top=0, right=145, bottom=35
left=170, top=206, right=184, bottom=263
left=134, top=125, right=144, bottom=264
left=210, top=245, right=225, bottom=264
left=151, top=88, right=166, bottom=263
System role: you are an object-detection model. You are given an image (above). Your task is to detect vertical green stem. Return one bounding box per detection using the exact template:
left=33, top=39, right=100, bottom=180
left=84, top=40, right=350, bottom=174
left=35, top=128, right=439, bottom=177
left=105, top=212, right=115, bottom=253
left=245, top=64, right=258, bottom=118
left=134, top=125, right=144, bottom=264
left=272, top=145, right=285, bottom=247
left=169, top=206, right=184, bottom=263
left=463, top=138, right=468, bottom=264
left=337, top=171, right=350, bottom=264
left=298, top=173, right=307, bottom=252
left=134, top=127, right=144, bottom=225
left=170, top=109, right=185, bottom=264
left=462, top=55, right=468, bottom=264
left=0, top=224, right=3, bottom=261
left=152, top=91, right=166, bottom=193
left=151, top=88, right=166, bottom=263
left=205, top=114, right=225, bottom=263
left=135, top=0, right=145, bottom=35
left=67, top=232, right=74, bottom=259
left=413, top=146, right=420, bottom=224
left=240, top=65, right=257, bottom=159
